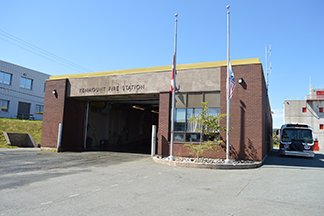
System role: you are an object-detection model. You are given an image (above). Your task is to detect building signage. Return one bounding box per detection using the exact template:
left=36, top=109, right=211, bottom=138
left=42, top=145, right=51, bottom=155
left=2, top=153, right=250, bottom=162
left=68, top=67, right=221, bottom=97
left=78, top=84, right=145, bottom=95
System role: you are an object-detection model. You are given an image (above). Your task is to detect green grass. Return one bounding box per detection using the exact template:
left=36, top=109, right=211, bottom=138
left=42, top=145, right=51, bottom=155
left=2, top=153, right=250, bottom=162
left=0, top=118, right=42, bottom=148
left=273, top=143, right=279, bottom=149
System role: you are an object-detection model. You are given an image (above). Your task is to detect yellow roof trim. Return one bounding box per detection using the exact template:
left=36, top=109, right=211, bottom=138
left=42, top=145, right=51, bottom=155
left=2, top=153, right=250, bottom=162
left=49, top=58, right=260, bottom=80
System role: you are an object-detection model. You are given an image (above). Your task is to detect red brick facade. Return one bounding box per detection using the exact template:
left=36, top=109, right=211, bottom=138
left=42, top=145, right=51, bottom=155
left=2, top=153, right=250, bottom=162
left=41, top=79, right=67, bottom=148
left=42, top=80, right=87, bottom=151
left=157, top=92, right=170, bottom=156
left=158, top=63, right=272, bottom=161
left=220, top=63, right=272, bottom=161
left=42, top=62, right=272, bottom=161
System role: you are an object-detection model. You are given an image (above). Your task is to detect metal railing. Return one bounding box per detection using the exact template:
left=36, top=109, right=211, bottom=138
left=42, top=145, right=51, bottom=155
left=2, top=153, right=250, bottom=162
left=306, top=95, right=324, bottom=100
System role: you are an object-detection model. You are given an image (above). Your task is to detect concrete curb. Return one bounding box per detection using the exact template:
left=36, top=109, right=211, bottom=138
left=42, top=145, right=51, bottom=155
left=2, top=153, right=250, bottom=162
left=152, top=156, right=263, bottom=169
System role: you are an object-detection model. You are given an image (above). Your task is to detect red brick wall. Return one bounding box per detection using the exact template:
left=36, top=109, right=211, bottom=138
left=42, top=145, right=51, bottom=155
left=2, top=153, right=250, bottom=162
left=222, top=64, right=264, bottom=161
left=262, top=74, right=273, bottom=158
left=42, top=79, right=87, bottom=151
left=157, top=92, right=170, bottom=156
left=167, top=63, right=272, bottom=161
left=41, top=79, right=67, bottom=148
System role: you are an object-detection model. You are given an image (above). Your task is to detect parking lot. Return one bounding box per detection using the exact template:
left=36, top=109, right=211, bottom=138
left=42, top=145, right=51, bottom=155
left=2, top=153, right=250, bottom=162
left=0, top=148, right=324, bottom=216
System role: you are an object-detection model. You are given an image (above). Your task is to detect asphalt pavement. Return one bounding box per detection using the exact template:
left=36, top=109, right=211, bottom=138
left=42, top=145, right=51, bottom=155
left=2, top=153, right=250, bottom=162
left=0, top=148, right=323, bottom=216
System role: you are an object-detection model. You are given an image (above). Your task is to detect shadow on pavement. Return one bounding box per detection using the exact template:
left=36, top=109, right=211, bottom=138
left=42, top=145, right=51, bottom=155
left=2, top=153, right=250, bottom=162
left=264, top=149, right=324, bottom=169
left=0, top=149, right=149, bottom=189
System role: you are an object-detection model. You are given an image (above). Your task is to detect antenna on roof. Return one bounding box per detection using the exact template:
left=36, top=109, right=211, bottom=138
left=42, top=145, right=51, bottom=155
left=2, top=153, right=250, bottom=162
left=265, top=44, right=272, bottom=89
left=309, top=76, right=312, bottom=95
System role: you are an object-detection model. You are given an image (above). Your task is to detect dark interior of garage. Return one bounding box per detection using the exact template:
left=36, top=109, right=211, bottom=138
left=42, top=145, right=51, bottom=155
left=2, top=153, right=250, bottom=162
left=86, top=100, right=159, bottom=154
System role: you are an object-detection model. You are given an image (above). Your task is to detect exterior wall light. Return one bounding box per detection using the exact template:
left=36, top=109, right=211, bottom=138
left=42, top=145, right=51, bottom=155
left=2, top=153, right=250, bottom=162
left=238, top=78, right=247, bottom=89
left=52, top=89, right=58, bottom=98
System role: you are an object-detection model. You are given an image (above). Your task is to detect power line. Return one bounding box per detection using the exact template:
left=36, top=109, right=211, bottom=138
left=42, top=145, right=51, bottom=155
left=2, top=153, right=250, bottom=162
left=0, top=28, right=92, bottom=72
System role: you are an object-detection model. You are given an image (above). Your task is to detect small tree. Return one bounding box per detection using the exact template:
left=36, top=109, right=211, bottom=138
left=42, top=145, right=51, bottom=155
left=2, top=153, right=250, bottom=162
left=272, top=130, right=280, bottom=148
left=184, top=102, right=226, bottom=158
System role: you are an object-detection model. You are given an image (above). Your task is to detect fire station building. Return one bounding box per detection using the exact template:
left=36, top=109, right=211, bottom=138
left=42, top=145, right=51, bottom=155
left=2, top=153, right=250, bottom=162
left=41, top=58, right=272, bottom=161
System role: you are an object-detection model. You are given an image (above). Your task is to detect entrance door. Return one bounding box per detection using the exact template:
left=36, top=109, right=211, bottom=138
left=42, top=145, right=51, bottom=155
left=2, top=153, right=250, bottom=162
left=17, top=101, right=31, bottom=119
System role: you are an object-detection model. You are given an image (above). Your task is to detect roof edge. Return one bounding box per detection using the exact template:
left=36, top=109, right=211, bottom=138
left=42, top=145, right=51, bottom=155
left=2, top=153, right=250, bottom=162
left=49, top=58, right=260, bottom=80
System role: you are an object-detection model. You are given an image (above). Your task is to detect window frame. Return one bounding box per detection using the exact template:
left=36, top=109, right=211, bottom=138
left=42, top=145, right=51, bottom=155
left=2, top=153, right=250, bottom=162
left=0, top=71, right=12, bottom=85
left=0, top=99, right=10, bottom=112
left=174, top=92, right=221, bottom=143
left=320, top=124, right=324, bottom=130
left=20, top=77, right=33, bottom=90
left=35, top=104, right=44, bottom=114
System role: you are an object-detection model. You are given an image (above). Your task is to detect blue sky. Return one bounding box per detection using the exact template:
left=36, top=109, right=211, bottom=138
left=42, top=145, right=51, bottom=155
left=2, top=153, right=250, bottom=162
left=1, top=0, right=323, bottom=128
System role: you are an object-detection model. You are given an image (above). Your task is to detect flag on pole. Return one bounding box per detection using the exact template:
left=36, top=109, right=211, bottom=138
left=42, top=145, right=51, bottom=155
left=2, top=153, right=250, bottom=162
left=170, top=53, right=177, bottom=92
left=169, top=13, right=178, bottom=161
left=229, top=62, right=235, bottom=98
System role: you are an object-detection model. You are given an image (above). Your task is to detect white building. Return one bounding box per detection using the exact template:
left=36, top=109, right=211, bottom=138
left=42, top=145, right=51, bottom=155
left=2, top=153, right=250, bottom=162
left=284, top=88, right=324, bottom=151
left=0, top=60, right=50, bottom=120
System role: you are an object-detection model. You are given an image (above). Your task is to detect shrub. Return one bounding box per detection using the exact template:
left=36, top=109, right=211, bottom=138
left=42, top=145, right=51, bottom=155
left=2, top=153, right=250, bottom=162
left=184, top=102, right=226, bottom=158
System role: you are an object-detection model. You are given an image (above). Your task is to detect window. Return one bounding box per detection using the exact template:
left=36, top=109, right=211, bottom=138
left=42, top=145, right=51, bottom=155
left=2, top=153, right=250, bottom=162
left=319, top=107, right=323, bottom=113
left=35, top=104, right=44, bottom=114
left=302, top=107, right=307, bottom=112
left=0, top=99, right=9, bottom=112
left=281, top=128, right=313, bottom=143
left=175, top=108, right=186, bottom=131
left=174, top=92, right=220, bottom=142
left=20, top=77, right=33, bottom=90
left=186, top=108, right=202, bottom=132
left=320, top=124, right=324, bottom=130
left=0, top=71, right=12, bottom=85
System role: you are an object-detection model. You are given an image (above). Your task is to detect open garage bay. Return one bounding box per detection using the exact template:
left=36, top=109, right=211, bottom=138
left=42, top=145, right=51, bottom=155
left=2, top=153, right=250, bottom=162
left=83, top=94, right=159, bottom=154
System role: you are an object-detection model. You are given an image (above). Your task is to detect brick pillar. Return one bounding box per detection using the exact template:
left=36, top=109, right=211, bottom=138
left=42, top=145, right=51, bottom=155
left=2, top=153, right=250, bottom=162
left=41, top=79, right=67, bottom=148
left=157, top=92, right=171, bottom=156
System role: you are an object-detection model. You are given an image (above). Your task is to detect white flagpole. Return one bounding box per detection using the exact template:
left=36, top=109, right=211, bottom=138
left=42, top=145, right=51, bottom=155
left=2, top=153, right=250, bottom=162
left=225, top=4, right=231, bottom=163
left=169, top=13, right=178, bottom=161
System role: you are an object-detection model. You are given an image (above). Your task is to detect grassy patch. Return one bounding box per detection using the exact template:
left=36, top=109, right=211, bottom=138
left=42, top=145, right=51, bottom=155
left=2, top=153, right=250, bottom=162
left=273, top=143, right=279, bottom=149
left=0, top=118, right=42, bottom=148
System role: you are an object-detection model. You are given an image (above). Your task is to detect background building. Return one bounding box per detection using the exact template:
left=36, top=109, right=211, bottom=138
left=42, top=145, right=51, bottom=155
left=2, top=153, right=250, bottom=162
left=284, top=88, right=324, bottom=151
left=0, top=60, right=50, bottom=120
left=41, top=58, right=272, bottom=161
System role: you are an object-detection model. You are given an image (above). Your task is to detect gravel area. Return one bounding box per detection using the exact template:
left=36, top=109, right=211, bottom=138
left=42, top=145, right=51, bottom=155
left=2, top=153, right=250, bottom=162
left=153, top=156, right=262, bottom=169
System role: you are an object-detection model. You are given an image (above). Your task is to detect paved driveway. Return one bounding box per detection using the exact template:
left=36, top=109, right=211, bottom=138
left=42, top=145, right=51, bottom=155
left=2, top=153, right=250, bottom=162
left=0, top=149, right=323, bottom=216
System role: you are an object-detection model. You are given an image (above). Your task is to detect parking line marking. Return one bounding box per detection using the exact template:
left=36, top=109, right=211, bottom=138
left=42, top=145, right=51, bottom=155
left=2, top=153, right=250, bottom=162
left=69, top=194, right=80, bottom=198
left=111, top=184, right=118, bottom=187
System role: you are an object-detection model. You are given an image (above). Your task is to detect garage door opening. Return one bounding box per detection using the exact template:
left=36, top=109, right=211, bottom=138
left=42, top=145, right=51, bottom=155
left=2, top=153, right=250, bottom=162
left=85, top=98, right=159, bottom=154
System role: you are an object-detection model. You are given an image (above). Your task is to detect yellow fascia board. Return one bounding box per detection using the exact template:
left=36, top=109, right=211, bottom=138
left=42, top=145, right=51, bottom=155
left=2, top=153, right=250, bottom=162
left=50, top=58, right=260, bottom=80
